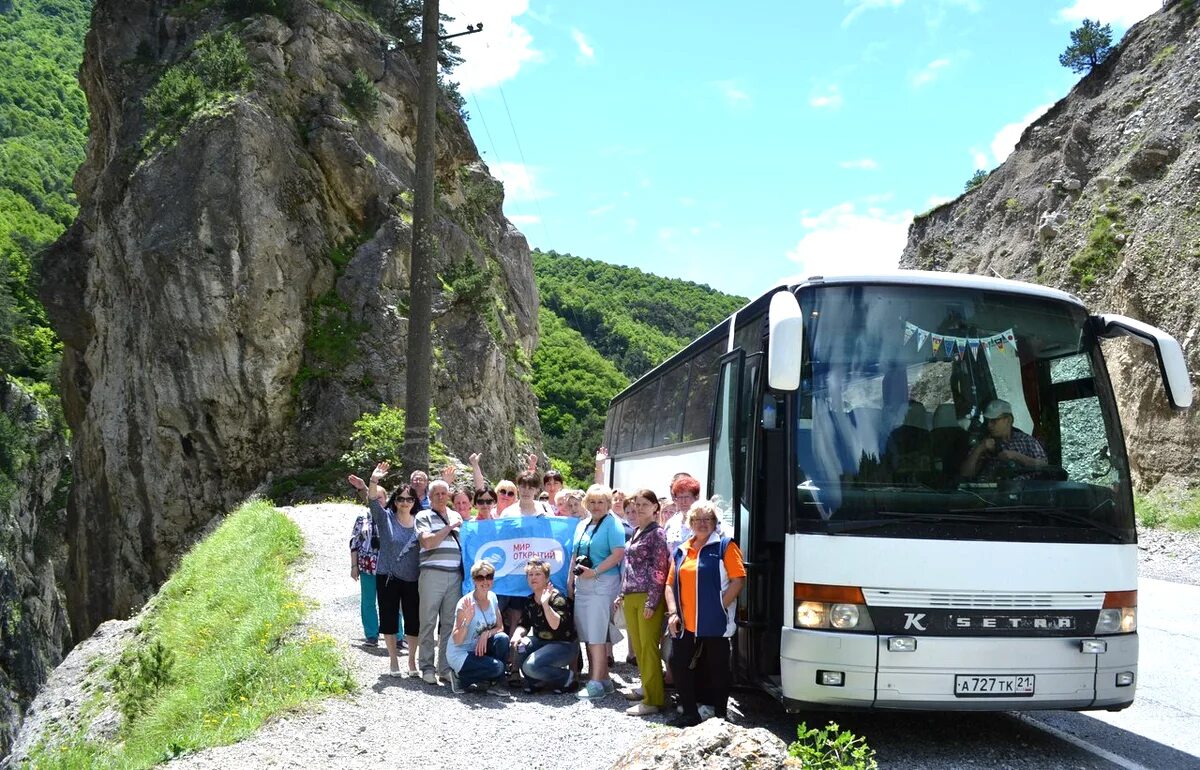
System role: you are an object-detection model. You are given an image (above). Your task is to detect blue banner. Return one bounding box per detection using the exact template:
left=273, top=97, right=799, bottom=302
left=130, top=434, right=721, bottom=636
left=460, top=516, right=578, bottom=596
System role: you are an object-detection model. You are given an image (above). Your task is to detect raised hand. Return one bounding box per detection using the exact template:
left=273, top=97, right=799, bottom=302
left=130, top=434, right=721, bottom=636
left=469, top=452, right=482, bottom=467
left=347, top=474, right=366, bottom=490
left=458, top=595, right=475, bottom=621
left=595, top=446, right=609, bottom=465
left=441, top=465, right=456, bottom=483
left=526, top=453, right=538, bottom=473
left=371, top=461, right=390, bottom=484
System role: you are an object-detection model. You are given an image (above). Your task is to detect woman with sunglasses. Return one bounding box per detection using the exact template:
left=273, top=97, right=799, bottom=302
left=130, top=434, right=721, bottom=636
left=473, top=486, right=499, bottom=520
left=367, top=462, right=422, bottom=677
left=447, top=561, right=509, bottom=693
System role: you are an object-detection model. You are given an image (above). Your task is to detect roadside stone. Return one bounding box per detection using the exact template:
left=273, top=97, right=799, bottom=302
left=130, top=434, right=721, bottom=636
left=609, top=719, right=801, bottom=770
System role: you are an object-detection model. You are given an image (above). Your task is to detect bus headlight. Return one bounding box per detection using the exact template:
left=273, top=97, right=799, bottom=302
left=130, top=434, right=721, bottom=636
left=1095, top=591, right=1136, bottom=634
left=794, top=584, right=874, bottom=631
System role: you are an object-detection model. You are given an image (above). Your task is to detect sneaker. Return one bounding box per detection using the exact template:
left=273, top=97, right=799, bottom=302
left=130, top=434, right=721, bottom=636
left=601, top=679, right=615, bottom=695
left=625, top=703, right=660, bottom=716
left=575, top=680, right=606, bottom=699
left=448, top=669, right=463, bottom=694
left=622, top=688, right=644, bottom=701
left=422, top=670, right=437, bottom=685
left=366, top=636, right=379, bottom=646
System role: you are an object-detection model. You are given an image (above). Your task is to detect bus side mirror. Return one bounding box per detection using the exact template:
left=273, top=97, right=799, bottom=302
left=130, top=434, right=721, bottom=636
left=1093, top=313, right=1193, bottom=409
left=768, top=290, right=803, bottom=391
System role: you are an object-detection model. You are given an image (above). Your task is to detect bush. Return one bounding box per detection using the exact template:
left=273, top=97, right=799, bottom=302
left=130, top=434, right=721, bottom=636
left=343, top=69, right=380, bottom=121
left=964, top=169, right=988, bottom=192
left=110, top=640, right=176, bottom=725
left=1136, top=488, right=1200, bottom=531
left=142, top=31, right=253, bottom=145
left=788, top=721, right=878, bottom=770
left=341, top=404, right=450, bottom=469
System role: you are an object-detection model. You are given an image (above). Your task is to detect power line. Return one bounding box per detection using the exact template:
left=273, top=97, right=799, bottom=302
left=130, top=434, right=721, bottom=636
left=470, top=92, right=503, bottom=167
left=496, top=83, right=551, bottom=247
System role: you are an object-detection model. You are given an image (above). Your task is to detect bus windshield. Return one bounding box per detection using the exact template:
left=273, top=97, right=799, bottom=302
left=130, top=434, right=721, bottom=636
left=793, top=283, right=1134, bottom=544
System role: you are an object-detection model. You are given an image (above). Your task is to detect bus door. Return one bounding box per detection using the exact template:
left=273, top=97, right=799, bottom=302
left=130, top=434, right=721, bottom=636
left=709, top=349, right=769, bottom=684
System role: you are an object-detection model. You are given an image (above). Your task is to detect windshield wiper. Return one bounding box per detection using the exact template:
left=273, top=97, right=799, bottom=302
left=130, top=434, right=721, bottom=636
left=950, top=505, right=1129, bottom=541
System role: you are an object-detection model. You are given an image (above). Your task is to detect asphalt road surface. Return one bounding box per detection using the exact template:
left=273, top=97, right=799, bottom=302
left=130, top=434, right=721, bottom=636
left=726, top=577, right=1200, bottom=769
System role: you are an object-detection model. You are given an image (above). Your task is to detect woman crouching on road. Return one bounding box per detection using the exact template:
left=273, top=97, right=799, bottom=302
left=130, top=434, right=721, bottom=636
left=663, top=500, right=746, bottom=727
left=512, top=557, right=578, bottom=693
left=615, top=488, right=670, bottom=715
left=447, top=561, right=509, bottom=693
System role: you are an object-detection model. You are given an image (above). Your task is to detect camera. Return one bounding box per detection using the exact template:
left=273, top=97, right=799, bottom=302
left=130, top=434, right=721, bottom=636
left=572, top=555, right=593, bottom=576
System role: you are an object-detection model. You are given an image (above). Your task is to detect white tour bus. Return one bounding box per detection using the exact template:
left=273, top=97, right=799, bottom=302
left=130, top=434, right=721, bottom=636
left=601, top=271, right=1191, bottom=711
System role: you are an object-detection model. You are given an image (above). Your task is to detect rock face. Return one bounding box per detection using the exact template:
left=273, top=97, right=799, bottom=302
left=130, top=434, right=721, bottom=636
left=901, top=0, right=1200, bottom=489
left=0, top=379, right=71, bottom=757
left=40, top=1, right=543, bottom=639
left=609, top=719, right=801, bottom=770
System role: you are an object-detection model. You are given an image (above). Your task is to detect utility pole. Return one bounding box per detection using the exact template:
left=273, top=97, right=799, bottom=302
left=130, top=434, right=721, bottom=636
left=401, top=0, right=440, bottom=475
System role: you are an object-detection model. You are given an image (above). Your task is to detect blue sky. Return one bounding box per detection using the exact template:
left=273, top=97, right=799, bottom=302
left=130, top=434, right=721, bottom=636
left=443, top=0, right=1159, bottom=300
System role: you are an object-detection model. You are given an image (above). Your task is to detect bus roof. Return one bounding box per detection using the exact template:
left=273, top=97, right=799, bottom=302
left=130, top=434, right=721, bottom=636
left=772, top=270, right=1086, bottom=308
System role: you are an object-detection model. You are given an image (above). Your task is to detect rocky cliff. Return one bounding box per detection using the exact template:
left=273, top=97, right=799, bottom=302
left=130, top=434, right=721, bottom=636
left=40, top=0, right=542, bottom=639
left=901, top=0, right=1200, bottom=489
left=0, top=378, right=70, bottom=757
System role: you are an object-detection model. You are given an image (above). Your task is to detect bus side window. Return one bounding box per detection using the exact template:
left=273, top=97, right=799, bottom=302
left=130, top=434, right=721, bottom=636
left=655, top=362, right=688, bottom=446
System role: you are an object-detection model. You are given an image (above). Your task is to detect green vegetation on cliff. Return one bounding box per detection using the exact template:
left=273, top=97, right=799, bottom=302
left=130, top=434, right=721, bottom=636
left=532, top=249, right=746, bottom=482
left=22, top=499, right=354, bottom=769
left=0, top=0, right=90, bottom=382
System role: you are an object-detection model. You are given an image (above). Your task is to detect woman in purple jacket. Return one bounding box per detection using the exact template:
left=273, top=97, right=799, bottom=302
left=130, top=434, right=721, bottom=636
left=614, top=488, right=671, bottom=715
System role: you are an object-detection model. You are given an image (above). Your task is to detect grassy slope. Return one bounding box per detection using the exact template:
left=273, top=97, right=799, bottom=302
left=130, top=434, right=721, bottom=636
left=22, top=499, right=353, bottom=769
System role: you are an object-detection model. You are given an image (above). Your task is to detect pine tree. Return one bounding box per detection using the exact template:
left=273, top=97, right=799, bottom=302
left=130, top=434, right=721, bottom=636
left=1059, top=19, right=1114, bottom=74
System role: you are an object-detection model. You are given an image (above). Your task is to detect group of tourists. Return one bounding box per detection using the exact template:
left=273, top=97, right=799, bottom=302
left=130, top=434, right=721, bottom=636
left=345, top=452, right=746, bottom=727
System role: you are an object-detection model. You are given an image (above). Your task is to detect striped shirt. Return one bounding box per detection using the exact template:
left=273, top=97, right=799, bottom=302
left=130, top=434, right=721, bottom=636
left=414, top=507, right=464, bottom=572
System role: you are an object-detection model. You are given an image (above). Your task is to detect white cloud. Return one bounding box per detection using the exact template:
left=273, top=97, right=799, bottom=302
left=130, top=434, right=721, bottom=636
left=491, top=161, right=547, bottom=202
left=810, top=84, right=844, bottom=109
left=447, top=0, right=542, bottom=94
left=1057, top=0, right=1159, bottom=28
left=970, top=147, right=990, bottom=170
left=571, top=28, right=594, bottom=62
left=912, top=57, right=951, bottom=88
left=840, top=158, right=879, bottom=170
left=925, top=194, right=953, bottom=209
left=786, top=202, right=912, bottom=276
left=714, top=79, right=751, bottom=108
left=989, top=102, right=1052, bottom=165
left=624, top=218, right=638, bottom=233
left=588, top=203, right=615, bottom=216
left=508, top=214, right=541, bottom=225
left=842, top=0, right=905, bottom=27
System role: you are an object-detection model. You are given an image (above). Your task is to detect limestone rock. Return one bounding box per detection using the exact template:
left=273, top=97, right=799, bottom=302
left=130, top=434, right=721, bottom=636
left=609, top=719, right=802, bottom=770
left=0, top=379, right=71, bottom=757
left=39, top=0, right=544, bottom=639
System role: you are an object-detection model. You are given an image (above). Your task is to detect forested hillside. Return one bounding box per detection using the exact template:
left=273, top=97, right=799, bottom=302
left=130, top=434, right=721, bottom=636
left=531, top=249, right=747, bottom=482
left=0, top=0, right=89, bottom=384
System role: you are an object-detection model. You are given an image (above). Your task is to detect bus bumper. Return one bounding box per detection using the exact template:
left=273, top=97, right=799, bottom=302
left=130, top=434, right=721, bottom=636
left=780, top=628, right=1137, bottom=711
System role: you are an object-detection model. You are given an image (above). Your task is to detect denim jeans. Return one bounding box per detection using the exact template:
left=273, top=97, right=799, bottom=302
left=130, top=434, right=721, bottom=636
left=359, top=572, right=379, bottom=639
left=516, top=637, right=577, bottom=689
left=456, top=633, right=511, bottom=688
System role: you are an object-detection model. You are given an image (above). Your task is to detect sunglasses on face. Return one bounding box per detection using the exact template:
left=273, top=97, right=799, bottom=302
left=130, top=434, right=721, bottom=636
left=396, top=496, right=415, bottom=503
left=474, top=575, right=494, bottom=581
left=498, top=490, right=516, bottom=497
left=476, top=498, right=497, bottom=505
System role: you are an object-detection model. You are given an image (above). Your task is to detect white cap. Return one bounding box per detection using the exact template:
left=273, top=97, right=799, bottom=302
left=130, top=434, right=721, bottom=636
left=982, top=399, right=1012, bottom=420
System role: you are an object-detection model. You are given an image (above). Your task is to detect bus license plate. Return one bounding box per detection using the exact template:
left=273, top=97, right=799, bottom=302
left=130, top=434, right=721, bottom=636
left=954, top=674, right=1035, bottom=697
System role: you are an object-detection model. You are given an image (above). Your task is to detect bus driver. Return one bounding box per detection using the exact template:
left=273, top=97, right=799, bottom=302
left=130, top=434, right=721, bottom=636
left=960, top=399, right=1048, bottom=480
